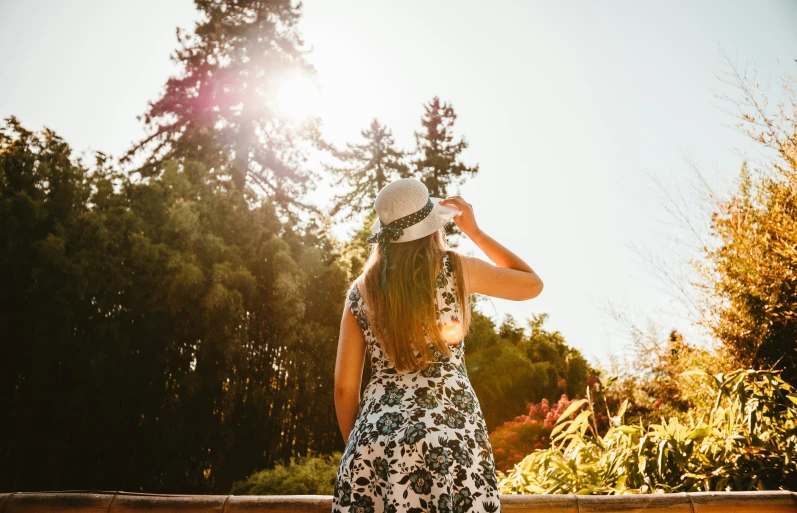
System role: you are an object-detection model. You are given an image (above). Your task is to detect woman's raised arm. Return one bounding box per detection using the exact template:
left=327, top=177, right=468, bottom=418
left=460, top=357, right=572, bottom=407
left=439, top=196, right=543, bottom=301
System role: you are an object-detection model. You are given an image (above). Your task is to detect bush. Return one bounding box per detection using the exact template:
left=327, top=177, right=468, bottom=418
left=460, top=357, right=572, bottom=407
left=230, top=452, right=341, bottom=495
left=490, top=394, right=611, bottom=473
left=602, top=327, right=730, bottom=427
left=497, top=369, right=797, bottom=494
left=490, top=395, right=574, bottom=473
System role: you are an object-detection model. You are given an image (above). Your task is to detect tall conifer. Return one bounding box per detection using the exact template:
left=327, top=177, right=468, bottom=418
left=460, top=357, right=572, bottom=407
left=126, top=0, right=320, bottom=216
left=412, top=96, right=479, bottom=197
left=325, top=118, right=409, bottom=221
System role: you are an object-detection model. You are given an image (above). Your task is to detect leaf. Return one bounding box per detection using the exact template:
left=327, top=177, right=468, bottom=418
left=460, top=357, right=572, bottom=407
left=679, top=369, right=710, bottom=379
left=556, top=399, right=588, bottom=425
left=616, top=399, right=628, bottom=420
left=686, top=427, right=711, bottom=440
left=560, top=410, right=592, bottom=439
left=657, top=439, right=669, bottom=476
left=550, top=420, right=570, bottom=438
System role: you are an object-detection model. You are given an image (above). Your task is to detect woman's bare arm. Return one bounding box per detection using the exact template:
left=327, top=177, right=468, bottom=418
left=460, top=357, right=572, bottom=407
left=440, top=196, right=543, bottom=301
left=334, top=292, right=367, bottom=443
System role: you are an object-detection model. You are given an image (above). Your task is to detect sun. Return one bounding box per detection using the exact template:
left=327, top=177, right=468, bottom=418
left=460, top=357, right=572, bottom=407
left=273, top=73, right=322, bottom=120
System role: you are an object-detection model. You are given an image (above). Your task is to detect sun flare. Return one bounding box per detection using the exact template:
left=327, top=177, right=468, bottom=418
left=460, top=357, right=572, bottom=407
left=273, top=74, right=322, bottom=120
left=441, top=320, right=464, bottom=345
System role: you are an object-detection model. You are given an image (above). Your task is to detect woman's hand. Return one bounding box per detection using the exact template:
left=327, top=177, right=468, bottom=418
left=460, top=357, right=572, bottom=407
left=440, top=196, right=481, bottom=238
left=440, top=196, right=544, bottom=301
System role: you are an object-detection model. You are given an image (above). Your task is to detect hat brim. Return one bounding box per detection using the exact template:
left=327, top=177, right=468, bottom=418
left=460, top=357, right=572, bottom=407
left=370, top=197, right=460, bottom=243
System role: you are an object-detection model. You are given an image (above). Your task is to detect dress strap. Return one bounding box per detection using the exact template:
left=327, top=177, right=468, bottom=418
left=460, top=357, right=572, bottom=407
left=436, top=252, right=461, bottom=316
left=347, top=281, right=362, bottom=314
left=437, top=251, right=449, bottom=282
left=349, top=279, right=373, bottom=322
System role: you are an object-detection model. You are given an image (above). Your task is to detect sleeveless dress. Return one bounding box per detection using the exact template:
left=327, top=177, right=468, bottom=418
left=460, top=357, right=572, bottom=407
left=332, top=252, right=502, bottom=513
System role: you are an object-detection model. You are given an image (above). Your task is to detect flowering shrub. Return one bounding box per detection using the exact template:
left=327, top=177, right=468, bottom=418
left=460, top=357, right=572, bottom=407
left=490, top=395, right=572, bottom=472
left=490, top=392, right=610, bottom=472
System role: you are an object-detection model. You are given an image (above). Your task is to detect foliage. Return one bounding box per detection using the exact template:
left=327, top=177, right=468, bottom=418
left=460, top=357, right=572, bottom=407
left=0, top=118, right=349, bottom=493
left=497, top=369, right=797, bottom=494
left=466, top=312, right=596, bottom=432
left=339, top=211, right=379, bottom=280
left=323, top=119, right=411, bottom=221
left=694, top=60, right=797, bottom=385
left=409, top=96, right=479, bottom=244
left=603, top=327, right=727, bottom=426
left=490, top=395, right=578, bottom=473
left=490, top=377, right=631, bottom=473
left=230, top=452, right=341, bottom=495
left=126, top=0, right=321, bottom=213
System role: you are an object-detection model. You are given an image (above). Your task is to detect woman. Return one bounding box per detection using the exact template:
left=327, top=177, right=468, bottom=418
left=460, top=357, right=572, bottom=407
left=333, top=178, right=543, bottom=513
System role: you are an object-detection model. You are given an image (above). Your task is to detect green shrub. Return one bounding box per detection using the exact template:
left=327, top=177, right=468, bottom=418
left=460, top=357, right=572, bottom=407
left=497, top=369, right=797, bottom=494
left=230, top=452, right=341, bottom=495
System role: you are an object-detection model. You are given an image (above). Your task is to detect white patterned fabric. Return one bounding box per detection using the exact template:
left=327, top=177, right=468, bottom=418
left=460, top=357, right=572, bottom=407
left=333, top=252, right=501, bottom=513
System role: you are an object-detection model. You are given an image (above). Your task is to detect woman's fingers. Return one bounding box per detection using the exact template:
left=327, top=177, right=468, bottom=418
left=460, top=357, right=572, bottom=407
left=441, top=196, right=467, bottom=209
left=440, top=196, right=477, bottom=234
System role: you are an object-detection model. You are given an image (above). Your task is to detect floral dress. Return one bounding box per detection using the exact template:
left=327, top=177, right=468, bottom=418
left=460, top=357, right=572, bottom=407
left=333, top=251, right=502, bottom=513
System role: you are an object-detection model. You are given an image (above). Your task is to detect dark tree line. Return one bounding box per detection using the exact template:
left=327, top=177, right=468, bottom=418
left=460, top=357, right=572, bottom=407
left=0, top=118, right=348, bottom=492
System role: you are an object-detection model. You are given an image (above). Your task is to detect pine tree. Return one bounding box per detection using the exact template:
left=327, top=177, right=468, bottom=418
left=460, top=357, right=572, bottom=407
left=412, top=96, right=478, bottom=197
left=325, top=118, right=409, bottom=221
left=125, top=0, right=320, bottom=217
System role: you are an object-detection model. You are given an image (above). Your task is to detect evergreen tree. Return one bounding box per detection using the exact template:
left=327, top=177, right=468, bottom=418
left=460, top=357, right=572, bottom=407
left=325, top=118, right=409, bottom=221
left=125, top=0, right=320, bottom=217
left=412, top=96, right=479, bottom=197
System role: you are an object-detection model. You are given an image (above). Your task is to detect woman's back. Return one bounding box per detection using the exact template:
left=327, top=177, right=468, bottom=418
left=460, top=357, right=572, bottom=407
left=350, top=251, right=467, bottom=376
left=333, top=251, right=502, bottom=513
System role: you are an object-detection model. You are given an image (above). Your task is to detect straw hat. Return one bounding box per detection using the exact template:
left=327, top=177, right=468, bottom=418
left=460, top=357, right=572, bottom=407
left=368, top=178, right=461, bottom=244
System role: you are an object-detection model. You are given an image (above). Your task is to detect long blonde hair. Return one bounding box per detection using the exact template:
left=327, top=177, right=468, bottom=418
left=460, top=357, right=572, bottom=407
left=360, top=228, right=471, bottom=372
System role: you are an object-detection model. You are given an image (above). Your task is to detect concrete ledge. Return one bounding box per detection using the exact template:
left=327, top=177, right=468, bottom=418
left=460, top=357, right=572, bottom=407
left=0, top=491, right=795, bottom=513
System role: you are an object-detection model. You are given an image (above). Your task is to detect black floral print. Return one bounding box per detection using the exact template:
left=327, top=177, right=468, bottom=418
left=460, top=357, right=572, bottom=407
left=333, top=252, right=502, bottom=513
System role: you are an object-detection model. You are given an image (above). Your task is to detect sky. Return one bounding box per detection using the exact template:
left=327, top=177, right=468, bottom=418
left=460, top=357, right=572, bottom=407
left=1, top=0, right=796, bottom=364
